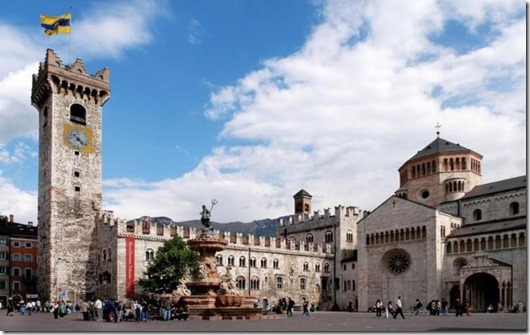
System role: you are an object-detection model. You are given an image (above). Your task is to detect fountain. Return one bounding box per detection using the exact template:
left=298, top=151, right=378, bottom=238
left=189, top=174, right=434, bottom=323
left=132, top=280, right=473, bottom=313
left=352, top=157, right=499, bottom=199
left=172, top=200, right=273, bottom=320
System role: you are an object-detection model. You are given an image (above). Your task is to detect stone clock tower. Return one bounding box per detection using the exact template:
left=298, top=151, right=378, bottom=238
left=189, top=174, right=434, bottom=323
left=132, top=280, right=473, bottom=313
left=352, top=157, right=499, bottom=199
left=31, top=49, right=110, bottom=302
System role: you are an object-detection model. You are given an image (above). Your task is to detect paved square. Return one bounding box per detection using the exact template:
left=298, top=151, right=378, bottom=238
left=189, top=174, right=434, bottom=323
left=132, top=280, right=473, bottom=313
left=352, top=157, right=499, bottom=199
left=0, top=311, right=527, bottom=332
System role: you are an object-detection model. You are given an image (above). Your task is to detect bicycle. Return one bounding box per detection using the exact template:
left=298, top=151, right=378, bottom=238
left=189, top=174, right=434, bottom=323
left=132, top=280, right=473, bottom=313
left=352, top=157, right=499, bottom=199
left=404, top=306, right=429, bottom=316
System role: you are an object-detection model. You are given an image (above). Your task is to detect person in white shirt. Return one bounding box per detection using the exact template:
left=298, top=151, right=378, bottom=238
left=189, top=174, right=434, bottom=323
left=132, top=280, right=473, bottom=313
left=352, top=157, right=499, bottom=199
left=95, top=298, right=103, bottom=321
left=395, top=296, right=406, bottom=319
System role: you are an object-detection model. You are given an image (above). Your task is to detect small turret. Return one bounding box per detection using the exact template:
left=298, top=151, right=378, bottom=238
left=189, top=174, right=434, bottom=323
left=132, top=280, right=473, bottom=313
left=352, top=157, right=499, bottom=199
left=294, top=189, right=312, bottom=215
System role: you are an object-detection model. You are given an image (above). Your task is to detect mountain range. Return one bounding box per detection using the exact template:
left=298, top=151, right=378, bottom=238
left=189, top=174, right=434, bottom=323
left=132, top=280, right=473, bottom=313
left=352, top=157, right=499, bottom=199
left=129, top=216, right=278, bottom=237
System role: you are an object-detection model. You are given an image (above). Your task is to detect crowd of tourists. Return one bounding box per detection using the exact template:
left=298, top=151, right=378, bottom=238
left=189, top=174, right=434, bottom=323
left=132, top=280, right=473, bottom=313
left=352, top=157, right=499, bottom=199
left=2, top=296, right=191, bottom=322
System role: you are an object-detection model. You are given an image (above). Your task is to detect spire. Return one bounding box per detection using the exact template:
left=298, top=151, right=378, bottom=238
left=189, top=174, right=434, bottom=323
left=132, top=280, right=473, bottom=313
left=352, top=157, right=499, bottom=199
left=435, top=122, right=441, bottom=137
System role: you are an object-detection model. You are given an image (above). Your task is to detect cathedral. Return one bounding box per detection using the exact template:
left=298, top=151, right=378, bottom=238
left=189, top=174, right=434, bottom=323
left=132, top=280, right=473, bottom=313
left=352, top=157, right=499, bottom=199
left=32, top=49, right=526, bottom=312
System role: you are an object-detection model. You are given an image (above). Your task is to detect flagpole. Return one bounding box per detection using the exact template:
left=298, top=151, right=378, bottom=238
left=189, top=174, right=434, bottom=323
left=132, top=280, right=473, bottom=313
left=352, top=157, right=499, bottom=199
left=69, top=7, right=72, bottom=65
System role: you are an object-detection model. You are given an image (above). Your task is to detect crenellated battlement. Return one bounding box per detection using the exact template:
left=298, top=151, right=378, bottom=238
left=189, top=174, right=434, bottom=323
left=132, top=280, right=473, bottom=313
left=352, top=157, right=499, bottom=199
left=96, top=211, right=331, bottom=255
left=31, top=48, right=110, bottom=109
left=277, top=205, right=362, bottom=227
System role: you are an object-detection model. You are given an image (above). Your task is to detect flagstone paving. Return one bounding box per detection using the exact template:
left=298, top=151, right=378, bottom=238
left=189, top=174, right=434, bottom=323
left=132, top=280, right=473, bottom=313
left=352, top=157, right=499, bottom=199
left=1, top=310, right=527, bottom=332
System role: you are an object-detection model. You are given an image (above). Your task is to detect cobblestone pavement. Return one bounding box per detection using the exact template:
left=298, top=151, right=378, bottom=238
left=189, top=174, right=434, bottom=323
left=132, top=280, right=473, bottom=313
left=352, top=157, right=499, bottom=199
left=0, top=311, right=527, bottom=333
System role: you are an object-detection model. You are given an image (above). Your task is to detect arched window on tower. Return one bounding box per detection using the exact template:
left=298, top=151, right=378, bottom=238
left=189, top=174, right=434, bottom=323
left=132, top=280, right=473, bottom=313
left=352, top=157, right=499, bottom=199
left=70, top=103, right=87, bottom=125
left=306, top=233, right=314, bottom=243
left=473, top=209, right=482, bottom=221
left=216, top=254, right=224, bottom=266
left=510, top=202, right=520, bottom=215
left=346, top=230, right=354, bottom=243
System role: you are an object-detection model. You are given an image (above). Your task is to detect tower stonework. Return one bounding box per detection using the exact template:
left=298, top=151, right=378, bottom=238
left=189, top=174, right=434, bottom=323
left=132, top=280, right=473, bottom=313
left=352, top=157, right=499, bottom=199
left=31, top=49, right=110, bottom=302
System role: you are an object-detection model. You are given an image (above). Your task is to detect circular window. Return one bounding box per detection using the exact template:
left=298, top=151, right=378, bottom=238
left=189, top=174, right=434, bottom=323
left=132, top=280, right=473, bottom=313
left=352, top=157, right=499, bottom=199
left=420, top=189, right=430, bottom=199
left=383, top=249, right=411, bottom=275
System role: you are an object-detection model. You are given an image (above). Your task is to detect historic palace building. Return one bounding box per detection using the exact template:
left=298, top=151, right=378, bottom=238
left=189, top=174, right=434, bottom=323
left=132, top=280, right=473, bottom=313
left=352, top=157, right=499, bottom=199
left=32, top=49, right=526, bottom=311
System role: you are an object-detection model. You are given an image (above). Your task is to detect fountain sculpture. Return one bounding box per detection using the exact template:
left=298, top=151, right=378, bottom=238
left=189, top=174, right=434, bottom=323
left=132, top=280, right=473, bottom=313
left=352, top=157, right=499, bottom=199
left=171, top=200, right=271, bottom=320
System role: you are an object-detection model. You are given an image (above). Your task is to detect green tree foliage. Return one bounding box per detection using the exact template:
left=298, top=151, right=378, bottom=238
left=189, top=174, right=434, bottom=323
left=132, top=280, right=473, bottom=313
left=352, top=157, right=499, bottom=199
left=137, top=236, right=199, bottom=293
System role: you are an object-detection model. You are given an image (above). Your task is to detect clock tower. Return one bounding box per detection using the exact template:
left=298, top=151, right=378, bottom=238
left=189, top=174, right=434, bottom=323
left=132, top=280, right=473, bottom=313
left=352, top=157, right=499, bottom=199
left=31, top=49, right=110, bottom=302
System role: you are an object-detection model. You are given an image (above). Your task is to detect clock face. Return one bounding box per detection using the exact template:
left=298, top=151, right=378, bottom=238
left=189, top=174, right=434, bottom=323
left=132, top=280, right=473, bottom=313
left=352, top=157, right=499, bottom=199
left=67, top=129, right=89, bottom=149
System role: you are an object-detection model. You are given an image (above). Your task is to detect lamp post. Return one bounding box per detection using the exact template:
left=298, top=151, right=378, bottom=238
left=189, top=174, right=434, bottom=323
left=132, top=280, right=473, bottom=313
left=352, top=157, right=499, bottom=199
left=331, top=220, right=340, bottom=311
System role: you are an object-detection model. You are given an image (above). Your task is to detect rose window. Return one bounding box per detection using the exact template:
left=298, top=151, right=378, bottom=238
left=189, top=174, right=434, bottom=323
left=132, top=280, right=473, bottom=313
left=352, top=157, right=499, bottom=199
left=383, top=249, right=411, bottom=275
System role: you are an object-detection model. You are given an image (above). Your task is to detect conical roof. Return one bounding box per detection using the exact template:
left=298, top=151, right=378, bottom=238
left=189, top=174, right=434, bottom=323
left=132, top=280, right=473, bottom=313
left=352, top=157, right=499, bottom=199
left=293, top=189, right=312, bottom=198
left=406, top=137, right=481, bottom=162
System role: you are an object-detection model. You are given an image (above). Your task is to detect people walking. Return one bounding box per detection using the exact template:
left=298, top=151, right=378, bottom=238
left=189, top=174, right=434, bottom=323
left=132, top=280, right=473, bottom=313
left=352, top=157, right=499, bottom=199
left=287, top=298, right=294, bottom=317
left=52, top=301, right=59, bottom=319
left=25, top=300, right=33, bottom=315
left=375, top=299, right=383, bottom=318
left=302, top=297, right=311, bottom=317
left=441, top=299, right=449, bottom=316
left=394, top=296, right=406, bottom=319
left=464, top=299, right=472, bottom=316
left=58, top=301, right=68, bottom=319
left=163, top=298, right=172, bottom=321
left=413, top=299, right=423, bottom=315
left=6, top=298, right=14, bottom=316
left=80, top=300, right=90, bottom=321
left=95, top=298, right=103, bottom=321
left=386, top=301, right=394, bottom=319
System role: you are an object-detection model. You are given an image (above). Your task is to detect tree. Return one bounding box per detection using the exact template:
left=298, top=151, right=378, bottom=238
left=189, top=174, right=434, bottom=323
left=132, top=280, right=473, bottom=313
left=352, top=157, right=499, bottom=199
left=138, top=236, right=199, bottom=293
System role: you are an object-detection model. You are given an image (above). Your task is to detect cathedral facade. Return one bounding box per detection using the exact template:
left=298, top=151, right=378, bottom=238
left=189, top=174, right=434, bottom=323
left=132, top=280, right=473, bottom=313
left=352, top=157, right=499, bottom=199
left=33, top=50, right=526, bottom=311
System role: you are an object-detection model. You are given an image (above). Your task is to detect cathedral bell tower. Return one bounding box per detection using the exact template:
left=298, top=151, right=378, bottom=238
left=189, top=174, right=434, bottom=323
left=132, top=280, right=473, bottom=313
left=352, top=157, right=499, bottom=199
left=293, top=189, right=312, bottom=215
left=395, top=130, right=482, bottom=207
left=31, top=49, right=110, bottom=302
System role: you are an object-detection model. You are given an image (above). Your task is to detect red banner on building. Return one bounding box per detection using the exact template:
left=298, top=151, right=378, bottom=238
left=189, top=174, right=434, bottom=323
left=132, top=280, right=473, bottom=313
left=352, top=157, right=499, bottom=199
left=125, top=236, right=135, bottom=298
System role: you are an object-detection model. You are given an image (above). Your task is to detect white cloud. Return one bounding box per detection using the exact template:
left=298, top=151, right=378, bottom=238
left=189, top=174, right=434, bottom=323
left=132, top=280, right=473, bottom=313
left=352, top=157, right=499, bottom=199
left=187, top=19, right=204, bottom=45
left=73, top=0, right=170, bottom=58
left=1, top=0, right=526, bottom=224
left=0, top=176, right=37, bottom=224
left=0, top=142, right=34, bottom=164
left=0, top=63, right=39, bottom=145
left=0, top=0, right=171, bottom=223
left=140, top=0, right=523, bottom=222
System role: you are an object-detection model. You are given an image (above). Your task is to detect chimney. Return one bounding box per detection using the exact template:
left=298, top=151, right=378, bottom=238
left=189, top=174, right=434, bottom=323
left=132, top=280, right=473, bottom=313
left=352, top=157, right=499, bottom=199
left=9, top=214, right=14, bottom=223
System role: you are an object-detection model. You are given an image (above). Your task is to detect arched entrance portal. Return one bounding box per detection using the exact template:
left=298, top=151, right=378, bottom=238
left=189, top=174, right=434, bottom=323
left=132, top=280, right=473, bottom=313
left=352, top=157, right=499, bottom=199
left=449, top=285, right=460, bottom=309
left=464, top=273, right=499, bottom=312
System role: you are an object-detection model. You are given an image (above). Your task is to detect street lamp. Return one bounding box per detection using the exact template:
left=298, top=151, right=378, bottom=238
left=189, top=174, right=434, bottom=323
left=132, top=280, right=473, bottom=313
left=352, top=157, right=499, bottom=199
left=331, top=220, right=340, bottom=311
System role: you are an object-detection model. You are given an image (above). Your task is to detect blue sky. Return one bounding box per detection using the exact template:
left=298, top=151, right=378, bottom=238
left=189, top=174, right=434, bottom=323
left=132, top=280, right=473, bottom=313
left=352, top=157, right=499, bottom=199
left=0, top=0, right=526, bottom=224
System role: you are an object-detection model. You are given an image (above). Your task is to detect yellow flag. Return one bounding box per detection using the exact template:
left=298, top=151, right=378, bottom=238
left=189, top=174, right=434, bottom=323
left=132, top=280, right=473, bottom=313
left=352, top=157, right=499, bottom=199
left=40, top=13, right=71, bottom=36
